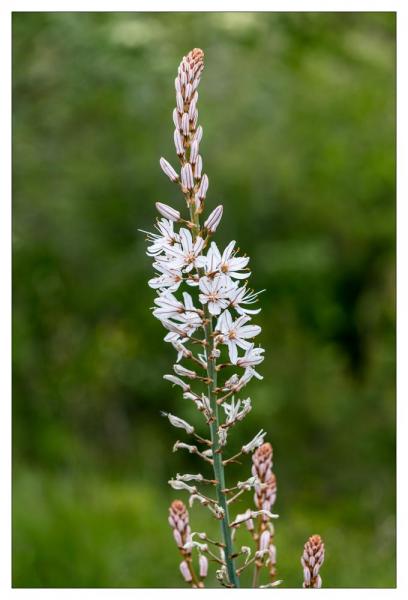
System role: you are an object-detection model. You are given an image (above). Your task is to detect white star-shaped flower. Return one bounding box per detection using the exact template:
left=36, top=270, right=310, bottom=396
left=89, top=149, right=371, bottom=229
left=199, top=275, right=232, bottom=315
left=204, top=241, right=250, bottom=279
left=216, top=310, right=261, bottom=364
left=166, top=228, right=206, bottom=272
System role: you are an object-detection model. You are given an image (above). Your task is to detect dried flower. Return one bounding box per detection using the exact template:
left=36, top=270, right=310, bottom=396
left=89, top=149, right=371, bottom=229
left=162, top=411, right=195, bottom=434
left=242, top=430, right=267, bottom=454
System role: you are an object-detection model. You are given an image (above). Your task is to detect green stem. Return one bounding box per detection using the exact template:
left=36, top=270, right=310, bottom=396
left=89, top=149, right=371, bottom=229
left=189, top=207, right=240, bottom=588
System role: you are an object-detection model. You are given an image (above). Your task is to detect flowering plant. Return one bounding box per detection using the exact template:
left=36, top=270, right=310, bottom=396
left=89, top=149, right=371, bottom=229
left=143, top=48, right=324, bottom=588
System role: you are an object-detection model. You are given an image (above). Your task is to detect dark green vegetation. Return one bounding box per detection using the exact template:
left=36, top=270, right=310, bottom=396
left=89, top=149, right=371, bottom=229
left=13, top=12, right=395, bottom=588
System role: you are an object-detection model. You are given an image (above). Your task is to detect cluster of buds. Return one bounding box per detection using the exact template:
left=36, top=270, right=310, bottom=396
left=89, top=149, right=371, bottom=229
left=248, top=443, right=278, bottom=581
left=168, top=500, right=208, bottom=587
left=301, top=535, right=325, bottom=588
left=144, top=47, right=326, bottom=589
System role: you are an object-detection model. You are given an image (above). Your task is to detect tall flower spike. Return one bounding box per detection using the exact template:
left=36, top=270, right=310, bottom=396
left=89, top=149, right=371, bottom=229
left=142, top=46, right=327, bottom=590
left=301, top=535, right=325, bottom=589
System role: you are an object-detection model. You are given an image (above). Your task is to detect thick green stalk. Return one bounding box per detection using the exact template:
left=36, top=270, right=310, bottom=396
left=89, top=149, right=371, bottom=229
left=190, top=207, right=240, bottom=588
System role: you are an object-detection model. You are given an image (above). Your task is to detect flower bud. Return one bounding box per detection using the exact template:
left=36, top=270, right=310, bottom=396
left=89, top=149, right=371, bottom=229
left=176, top=92, right=184, bottom=114
left=159, top=157, right=179, bottom=182
left=181, top=163, right=194, bottom=190
left=155, top=202, right=180, bottom=222
left=204, top=205, right=223, bottom=233
left=259, top=529, right=271, bottom=552
left=194, top=155, right=202, bottom=179
left=181, top=112, right=189, bottom=136
left=174, top=129, right=184, bottom=156
left=196, top=174, right=209, bottom=200
left=199, top=555, right=208, bottom=578
left=179, top=560, right=192, bottom=582
left=190, top=140, right=199, bottom=164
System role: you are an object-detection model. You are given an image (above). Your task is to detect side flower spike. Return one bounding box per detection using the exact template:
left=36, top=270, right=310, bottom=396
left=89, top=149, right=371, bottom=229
left=301, top=535, right=325, bottom=588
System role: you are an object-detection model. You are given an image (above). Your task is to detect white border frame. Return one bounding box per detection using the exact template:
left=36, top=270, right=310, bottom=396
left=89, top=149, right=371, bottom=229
left=1, top=2, right=404, bottom=598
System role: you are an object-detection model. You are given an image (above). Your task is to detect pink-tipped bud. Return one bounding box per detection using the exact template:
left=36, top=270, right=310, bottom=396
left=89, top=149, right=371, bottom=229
left=174, top=129, right=184, bottom=156
left=160, top=157, right=179, bottom=182
left=194, top=155, right=202, bottom=179
left=155, top=202, right=180, bottom=222
left=190, top=140, right=199, bottom=164
left=181, top=163, right=194, bottom=190
left=259, top=529, right=271, bottom=552
left=179, top=560, right=193, bottom=583
left=176, top=92, right=184, bottom=114
left=173, top=528, right=183, bottom=547
left=181, top=112, right=190, bottom=136
left=204, top=205, right=223, bottom=233
left=173, top=108, right=181, bottom=129
left=189, top=97, right=197, bottom=121
left=199, top=554, right=208, bottom=578
left=245, top=518, right=254, bottom=532
left=184, top=82, right=192, bottom=101
left=194, top=125, right=203, bottom=143
left=197, top=174, right=209, bottom=200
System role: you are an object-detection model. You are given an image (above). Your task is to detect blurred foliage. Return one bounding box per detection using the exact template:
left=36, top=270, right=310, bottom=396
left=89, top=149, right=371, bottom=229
left=12, top=12, right=395, bottom=588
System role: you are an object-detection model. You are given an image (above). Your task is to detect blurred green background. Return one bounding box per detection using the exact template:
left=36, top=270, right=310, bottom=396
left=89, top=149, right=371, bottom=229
left=12, top=12, right=395, bottom=588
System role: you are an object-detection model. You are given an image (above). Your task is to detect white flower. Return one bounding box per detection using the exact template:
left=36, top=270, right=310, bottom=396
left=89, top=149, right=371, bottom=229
left=162, top=411, right=195, bottom=434
left=223, top=397, right=252, bottom=424
left=216, top=310, right=261, bottom=364
left=172, top=340, right=192, bottom=362
left=148, top=263, right=183, bottom=292
left=168, top=479, right=196, bottom=494
left=153, top=291, right=202, bottom=324
left=204, top=241, right=249, bottom=279
left=166, top=228, right=206, bottom=272
left=236, top=343, right=265, bottom=368
left=152, top=292, right=185, bottom=320
left=199, top=275, right=232, bottom=315
left=228, top=284, right=264, bottom=315
left=237, top=476, right=258, bottom=490
left=242, top=429, right=266, bottom=454
left=173, top=441, right=197, bottom=454
left=144, top=219, right=180, bottom=256
left=176, top=473, right=204, bottom=482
